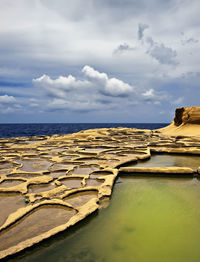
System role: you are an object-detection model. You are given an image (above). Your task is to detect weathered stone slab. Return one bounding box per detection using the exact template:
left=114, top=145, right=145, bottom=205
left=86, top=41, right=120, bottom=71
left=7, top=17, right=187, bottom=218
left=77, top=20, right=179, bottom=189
left=119, top=167, right=194, bottom=176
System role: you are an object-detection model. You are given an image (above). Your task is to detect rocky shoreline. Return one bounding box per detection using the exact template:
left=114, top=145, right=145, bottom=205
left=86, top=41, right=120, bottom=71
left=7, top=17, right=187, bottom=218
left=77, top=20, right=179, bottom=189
left=0, top=107, right=200, bottom=260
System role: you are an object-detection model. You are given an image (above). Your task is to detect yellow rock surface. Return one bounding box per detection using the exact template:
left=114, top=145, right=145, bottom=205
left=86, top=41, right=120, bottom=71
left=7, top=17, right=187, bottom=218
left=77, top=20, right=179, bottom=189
left=159, top=106, right=200, bottom=136
left=119, top=166, right=194, bottom=175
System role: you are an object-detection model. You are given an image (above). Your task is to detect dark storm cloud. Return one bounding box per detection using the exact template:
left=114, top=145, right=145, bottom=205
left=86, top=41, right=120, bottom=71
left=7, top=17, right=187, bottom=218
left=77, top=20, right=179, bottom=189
left=148, top=43, right=178, bottom=65
left=138, top=23, right=149, bottom=40
left=113, top=43, right=135, bottom=54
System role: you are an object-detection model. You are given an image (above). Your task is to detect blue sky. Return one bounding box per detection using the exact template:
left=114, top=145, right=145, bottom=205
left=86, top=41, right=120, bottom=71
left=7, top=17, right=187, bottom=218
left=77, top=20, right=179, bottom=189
left=0, top=0, right=199, bottom=123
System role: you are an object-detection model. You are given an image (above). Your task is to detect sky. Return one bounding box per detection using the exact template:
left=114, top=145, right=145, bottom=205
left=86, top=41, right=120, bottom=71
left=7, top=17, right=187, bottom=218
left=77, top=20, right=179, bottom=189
left=0, top=0, right=199, bottom=123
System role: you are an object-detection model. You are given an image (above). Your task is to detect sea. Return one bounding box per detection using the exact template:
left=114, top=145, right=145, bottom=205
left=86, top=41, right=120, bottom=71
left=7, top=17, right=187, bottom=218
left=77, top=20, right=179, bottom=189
left=0, top=123, right=168, bottom=139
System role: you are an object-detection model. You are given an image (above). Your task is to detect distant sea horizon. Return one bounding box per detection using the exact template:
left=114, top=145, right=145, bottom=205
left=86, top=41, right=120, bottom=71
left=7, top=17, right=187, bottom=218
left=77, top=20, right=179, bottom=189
left=0, top=123, right=169, bottom=138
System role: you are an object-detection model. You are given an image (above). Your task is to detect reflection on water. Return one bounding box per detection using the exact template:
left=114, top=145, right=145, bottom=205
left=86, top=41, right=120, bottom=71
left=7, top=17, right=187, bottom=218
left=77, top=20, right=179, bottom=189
left=7, top=154, right=200, bottom=262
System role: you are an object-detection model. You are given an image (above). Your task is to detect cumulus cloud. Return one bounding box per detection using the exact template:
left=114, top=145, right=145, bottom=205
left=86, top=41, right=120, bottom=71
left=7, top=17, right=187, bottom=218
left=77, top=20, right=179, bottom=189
left=142, top=88, right=168, bottom=104
left=32, top=66, right=139, bottom=113
left=0, top=94, right=21, bottom=114
left=33, top=66, right=135, bottom=101
left=32, top=64, right=174, bottom=117
left=82, top=66, right=108, bottom=83
left=103, top=77, right=133, bottom=97
left=0, top=95, right=16, bottom=103
left=82, top=65, right=134, bottom=97
left=33, top=74, right=91, bottom=98
left=138, top=23, right=149, bottom=40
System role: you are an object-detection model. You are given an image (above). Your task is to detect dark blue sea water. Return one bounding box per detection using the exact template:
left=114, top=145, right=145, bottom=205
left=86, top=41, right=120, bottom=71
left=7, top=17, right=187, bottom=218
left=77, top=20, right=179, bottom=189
left=0, top=123, right=168, bottom=138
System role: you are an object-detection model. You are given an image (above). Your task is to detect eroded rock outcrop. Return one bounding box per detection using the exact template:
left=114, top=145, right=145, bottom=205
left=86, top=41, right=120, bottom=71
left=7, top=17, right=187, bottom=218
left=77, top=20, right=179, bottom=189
left=174, top=106, right=200, bottom=125
left=160, top=106, right=200, bottom=136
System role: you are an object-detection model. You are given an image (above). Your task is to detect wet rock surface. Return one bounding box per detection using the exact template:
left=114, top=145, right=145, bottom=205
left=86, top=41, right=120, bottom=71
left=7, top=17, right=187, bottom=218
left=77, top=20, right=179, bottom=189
left=0, top=125, right=200, bottom=259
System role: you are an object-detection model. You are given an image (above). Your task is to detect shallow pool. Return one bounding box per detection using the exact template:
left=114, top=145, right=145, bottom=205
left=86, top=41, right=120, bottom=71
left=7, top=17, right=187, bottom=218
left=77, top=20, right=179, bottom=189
left=129, top=154, right=200, bottom=169
left=8, top=154, right=200, bottom=262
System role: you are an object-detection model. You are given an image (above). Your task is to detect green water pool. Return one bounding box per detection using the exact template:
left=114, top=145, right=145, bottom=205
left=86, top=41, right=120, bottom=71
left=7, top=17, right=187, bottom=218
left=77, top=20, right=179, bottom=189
left=8, top=154, right=200, bottom=262
left=127, top=153, right=200, bottom=169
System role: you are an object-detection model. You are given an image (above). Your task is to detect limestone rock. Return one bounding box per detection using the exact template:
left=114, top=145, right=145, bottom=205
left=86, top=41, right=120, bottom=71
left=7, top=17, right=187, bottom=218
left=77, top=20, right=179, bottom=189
left=119, top=167, right=194, bottom=176
left=174, top=106, right=200, bottom=125
left=159, top=106, right=200, bottom=136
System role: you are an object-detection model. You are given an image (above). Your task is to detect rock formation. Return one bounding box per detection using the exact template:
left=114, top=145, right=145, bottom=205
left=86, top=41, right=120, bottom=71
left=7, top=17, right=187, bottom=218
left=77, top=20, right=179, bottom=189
left=160, top=106, right=200, bottom=136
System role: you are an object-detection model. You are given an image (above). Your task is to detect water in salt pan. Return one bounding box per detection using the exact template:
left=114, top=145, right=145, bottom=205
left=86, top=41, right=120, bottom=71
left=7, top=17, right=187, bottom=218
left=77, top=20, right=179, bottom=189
left=7, top=154, right=200, bottom=262
left=128, top=154, right=200, bottom=169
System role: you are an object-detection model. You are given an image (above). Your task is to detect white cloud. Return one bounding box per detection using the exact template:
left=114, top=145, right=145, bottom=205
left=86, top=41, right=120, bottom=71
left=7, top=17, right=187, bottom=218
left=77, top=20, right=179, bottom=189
left=142, top=88, right=169, bottom=104
left=33, top=74, right=89, bottom=90
left=0, top=95, right=16, bottom=103
left=33, top=66, right=134, bottom=101
left=82, top=65, right=134, bottom=97
left=32, top=66, right=152, bottom=113
left=142, top=89, right=155, bottom=98
left=31, top=65, right=174, bottom=117
left=0, top=94, right=22, bottom=114
left=103, top=77, right=133, bottom=97
left=82, top=66, right=108, bottom=83
left=33, top=73, right=91, bottom=98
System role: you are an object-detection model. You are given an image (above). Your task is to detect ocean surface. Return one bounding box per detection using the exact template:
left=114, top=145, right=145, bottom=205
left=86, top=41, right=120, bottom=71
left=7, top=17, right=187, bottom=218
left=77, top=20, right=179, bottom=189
left=0, top=123, right=168, bottom=138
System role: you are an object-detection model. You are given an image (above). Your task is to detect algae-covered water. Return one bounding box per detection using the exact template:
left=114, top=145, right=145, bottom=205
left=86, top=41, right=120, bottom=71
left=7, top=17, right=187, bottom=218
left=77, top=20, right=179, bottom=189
left=129, top=154, right=200, bottom=169
left=9, top=155, right=200, bottom=262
